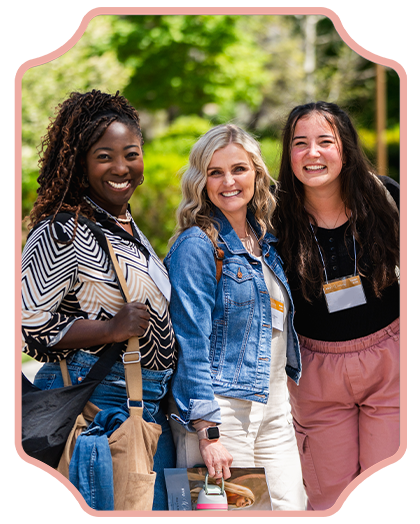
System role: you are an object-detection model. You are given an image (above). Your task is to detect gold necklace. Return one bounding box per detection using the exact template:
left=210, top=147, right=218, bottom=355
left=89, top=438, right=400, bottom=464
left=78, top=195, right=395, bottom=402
left=309, top=205, right=345, bottom=229
left=239, top=223, right=251, bottom=241
left=239, top=222, right=262, bottom=256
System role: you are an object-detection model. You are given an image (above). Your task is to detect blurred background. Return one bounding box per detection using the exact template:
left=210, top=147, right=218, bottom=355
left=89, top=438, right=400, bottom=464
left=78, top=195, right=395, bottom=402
left=21, top=14, right=400, bottom=259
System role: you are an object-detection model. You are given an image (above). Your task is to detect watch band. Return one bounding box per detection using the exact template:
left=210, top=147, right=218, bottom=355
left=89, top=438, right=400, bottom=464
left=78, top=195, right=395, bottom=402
left=197, top=425, right=220, bottom=441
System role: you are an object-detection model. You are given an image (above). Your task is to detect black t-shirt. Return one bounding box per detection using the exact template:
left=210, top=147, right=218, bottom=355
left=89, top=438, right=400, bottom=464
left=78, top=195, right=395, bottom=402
left=286, top=176, right=399, bottom=341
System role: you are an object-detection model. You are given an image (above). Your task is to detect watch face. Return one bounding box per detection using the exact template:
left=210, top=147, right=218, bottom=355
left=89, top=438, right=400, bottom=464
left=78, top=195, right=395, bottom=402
left=207, top=426, right=220, bottom=440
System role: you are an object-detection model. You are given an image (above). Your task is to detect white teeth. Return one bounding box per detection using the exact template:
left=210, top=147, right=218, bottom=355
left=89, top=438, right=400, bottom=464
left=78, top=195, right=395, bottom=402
left=305, top=165, right=325, bottom=171
left=108, top=180, right=130, bottom=189
left=222, top=190, right=240, bottom=197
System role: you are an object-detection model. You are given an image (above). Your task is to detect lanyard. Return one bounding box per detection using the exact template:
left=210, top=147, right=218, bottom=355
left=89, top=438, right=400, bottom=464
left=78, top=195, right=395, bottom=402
left=309, top=223, right=357, bottom=283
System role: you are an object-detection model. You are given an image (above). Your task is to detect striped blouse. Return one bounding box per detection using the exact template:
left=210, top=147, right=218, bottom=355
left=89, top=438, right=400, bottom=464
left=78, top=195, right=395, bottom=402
left=21, top=207, right=177, bottom=370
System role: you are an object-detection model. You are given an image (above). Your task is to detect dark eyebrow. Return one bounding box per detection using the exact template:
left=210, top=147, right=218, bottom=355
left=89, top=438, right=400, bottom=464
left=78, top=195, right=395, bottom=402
left=207, top=161, right=248, bottom=171
left=292, top=134, right=335, bottom=141
left=92, top=145, right=140, bottom=154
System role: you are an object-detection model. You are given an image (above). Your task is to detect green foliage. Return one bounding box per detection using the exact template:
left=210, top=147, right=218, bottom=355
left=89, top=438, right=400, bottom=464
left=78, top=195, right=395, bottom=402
left=129, top=116, right=213, bottom=258
left=111, top=15, right=271, bottom=119
left=358, top=125, right=400, bottom=181
left=21, top=13, right=400, bottom=255
left=22, top=353, right=34, bottom=364
left=260, top=138, right=282, bottom=180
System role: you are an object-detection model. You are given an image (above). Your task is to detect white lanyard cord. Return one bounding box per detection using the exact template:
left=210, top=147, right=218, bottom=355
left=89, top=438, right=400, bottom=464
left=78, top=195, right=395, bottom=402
left=309, top=223, right=357, bottom=284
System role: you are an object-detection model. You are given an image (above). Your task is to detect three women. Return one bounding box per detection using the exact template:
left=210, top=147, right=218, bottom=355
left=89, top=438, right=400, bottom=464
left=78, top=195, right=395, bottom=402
left=22, top=91, right=400, bottom=512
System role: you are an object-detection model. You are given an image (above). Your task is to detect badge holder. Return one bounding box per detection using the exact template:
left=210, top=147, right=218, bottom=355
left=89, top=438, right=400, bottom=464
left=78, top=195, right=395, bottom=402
left=323, top=274, right=366, bottom=313
left=311, top=225, right=367, bottom=314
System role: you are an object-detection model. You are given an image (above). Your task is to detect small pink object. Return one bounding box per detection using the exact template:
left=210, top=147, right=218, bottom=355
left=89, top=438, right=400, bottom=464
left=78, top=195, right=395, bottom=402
left=196, top=474, right=228, bottom=511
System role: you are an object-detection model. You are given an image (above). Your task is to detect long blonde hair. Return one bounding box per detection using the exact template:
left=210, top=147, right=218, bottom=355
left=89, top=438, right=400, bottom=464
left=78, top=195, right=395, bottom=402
left=171, top=124, right=275, bottom=248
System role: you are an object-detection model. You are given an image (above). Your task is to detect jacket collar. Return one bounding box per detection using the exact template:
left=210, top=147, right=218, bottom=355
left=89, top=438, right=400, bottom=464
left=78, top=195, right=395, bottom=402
left=212, top=206, right=277, bottom=254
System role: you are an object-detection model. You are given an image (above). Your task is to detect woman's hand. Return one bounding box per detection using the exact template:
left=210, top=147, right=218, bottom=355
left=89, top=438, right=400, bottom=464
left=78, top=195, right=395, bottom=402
left=106, top=302, right=150, bottom=342
left=198, top=439, right=233, bottom=480
left=52, top=302, right=150, bottom=350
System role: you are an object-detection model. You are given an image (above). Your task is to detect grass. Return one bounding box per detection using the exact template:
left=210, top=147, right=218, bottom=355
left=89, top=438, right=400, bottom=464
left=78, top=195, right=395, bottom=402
left=21, top=353, right=34, bottom=364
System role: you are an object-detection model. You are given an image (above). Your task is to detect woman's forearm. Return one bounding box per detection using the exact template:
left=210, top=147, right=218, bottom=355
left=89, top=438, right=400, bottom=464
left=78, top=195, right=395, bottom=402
left=52, top=319, right=113, bottom=349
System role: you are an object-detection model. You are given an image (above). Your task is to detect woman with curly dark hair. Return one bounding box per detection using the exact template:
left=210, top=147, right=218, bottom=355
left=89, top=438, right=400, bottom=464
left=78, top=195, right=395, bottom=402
left=22, top=90, right=176, bottom=510
left=272, top=101, right=400, bottom=511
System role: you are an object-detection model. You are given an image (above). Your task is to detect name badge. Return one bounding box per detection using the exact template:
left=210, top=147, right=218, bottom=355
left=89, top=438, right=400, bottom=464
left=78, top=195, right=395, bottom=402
left=323, top=274, right=366, bottom=313
left=148, top=256, right=171, bottom=302
left=270, top=298, right=284, bottom=331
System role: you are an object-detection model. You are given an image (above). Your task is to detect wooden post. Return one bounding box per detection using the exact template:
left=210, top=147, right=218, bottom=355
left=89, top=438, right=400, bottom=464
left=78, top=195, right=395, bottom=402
left=376, top=63, right=387, bottom=176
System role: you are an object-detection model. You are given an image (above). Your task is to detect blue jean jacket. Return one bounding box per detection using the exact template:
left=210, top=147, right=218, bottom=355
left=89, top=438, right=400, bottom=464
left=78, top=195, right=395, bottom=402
left=69, top=407, right=129, bottom=510
left=163, top=208, right=301, bottom=431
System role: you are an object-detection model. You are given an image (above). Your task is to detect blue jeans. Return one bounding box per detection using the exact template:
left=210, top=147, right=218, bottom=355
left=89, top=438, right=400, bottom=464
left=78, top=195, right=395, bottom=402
left=34, top=350, right=176, bottom=510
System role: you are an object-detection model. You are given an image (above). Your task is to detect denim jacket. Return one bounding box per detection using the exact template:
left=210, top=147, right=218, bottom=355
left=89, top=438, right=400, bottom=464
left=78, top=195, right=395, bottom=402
left=164, top=208, right=301, bottom=430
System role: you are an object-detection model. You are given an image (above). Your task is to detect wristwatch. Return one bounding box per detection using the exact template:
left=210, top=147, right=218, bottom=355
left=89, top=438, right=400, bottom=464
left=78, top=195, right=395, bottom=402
left=197, top=425, right=220, bottom=441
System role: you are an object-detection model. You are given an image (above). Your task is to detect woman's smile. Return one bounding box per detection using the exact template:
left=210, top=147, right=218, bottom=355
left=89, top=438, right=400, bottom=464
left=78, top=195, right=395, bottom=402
left=304, top=164, right=326, bottom=172
left=221, top=189, right=242, bottom=197
left=107, top=179, right=132, bottom=190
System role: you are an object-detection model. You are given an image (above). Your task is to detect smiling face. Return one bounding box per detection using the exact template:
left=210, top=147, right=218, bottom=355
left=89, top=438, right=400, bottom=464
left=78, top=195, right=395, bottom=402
left=205, top=143, right=256, bottom=224
left=84, top=121, right=144, bottom=216
left=290, top=113, right=344, bottom=195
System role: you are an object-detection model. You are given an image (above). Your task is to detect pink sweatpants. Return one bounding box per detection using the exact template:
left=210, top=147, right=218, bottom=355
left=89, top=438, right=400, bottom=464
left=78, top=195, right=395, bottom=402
left=287, top=318, right=400, bottom=511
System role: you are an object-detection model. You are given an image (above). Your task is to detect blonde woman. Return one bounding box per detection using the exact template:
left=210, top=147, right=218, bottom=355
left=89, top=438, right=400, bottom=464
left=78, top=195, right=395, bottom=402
left=164, top=125, right=306, bottom=511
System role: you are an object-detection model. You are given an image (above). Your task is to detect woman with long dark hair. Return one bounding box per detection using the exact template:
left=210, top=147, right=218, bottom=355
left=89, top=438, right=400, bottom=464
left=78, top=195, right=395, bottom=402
left=273, top=101, right=400, bottom=511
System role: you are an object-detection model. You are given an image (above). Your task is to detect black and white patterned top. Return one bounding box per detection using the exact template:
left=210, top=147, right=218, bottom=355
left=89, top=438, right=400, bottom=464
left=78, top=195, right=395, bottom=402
left=21, top=205, right=176, bottom=370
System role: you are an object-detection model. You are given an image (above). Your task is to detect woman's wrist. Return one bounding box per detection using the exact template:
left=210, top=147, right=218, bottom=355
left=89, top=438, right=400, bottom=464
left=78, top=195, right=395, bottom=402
left=192, top=419, right=217, bottom=432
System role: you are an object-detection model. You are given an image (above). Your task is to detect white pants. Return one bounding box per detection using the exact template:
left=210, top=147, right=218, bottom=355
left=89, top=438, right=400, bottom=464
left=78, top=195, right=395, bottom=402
left=169, top=351, right=307, bottom=511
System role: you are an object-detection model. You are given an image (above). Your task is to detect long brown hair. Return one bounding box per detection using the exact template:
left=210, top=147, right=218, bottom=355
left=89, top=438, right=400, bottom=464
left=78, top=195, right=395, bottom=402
left=28, top=90, right=142, bottom=243
left=273, top=101, right=399, bottom=301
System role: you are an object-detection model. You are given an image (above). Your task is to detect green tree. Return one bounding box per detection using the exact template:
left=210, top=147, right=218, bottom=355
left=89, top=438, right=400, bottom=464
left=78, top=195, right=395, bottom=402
left=111, top=15, right=272, bottom=123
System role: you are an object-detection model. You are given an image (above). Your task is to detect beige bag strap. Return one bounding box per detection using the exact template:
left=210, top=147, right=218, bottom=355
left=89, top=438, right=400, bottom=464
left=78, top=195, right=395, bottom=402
left=59, top=359, right=72, bottom=387
left=105, top=238, right=144, bottom=416
left=59, top=237, right=144, bottom=417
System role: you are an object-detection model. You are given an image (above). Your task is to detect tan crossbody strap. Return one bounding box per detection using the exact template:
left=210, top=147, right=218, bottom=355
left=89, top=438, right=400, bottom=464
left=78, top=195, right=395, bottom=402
left=60, top=360, right=72, bottom=387
left=105, top=238, right=144, bottom=415
left=215, top=248, right=224, bottom=284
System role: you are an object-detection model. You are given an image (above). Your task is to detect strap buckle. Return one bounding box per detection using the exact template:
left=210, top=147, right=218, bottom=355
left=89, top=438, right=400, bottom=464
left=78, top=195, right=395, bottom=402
left=122, top=351, right=141, bottom=364
left=127, top=398, right=144, bottom=410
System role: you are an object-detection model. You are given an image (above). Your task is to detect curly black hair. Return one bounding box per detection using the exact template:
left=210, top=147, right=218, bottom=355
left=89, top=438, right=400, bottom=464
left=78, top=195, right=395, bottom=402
left=28, top=90, right=142, bottom=243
